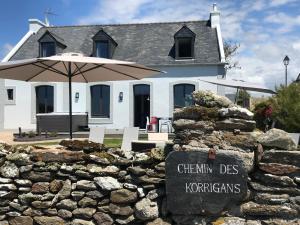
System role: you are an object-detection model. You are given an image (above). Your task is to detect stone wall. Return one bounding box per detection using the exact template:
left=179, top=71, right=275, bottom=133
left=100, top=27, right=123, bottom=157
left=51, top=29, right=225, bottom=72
left=0, top=91, right=299, bottom=225
left=0, top=144, right=167, bottom=225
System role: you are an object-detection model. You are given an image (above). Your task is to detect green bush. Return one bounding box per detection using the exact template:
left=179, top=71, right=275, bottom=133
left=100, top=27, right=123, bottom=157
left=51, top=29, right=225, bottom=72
left=27, top=131, right=37, bottom=138
left=270, top=83, right=300, bottom=132
left=253, top=83, right=300, bottom=132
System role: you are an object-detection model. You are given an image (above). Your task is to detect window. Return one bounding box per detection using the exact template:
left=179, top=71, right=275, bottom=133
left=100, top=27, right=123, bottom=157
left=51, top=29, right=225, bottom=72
left=7, top=89, right=14, bottom=101
left=95, top=41, right=109, bottom=58
left=174, top=25, right=195, bottom=59
left=5, top=87, right=16, bottom=105
left=174, top=84, right=195, bottom=108
left=36, top=85, right=54, bottom=114
left=177, top=38, right=193, bottom=58
left=40, top=42, right=56, bottom=57
left=90, top=85, right=110, bottom=118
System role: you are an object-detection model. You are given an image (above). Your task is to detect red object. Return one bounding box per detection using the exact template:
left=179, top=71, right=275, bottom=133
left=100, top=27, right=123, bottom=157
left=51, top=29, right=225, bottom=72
left=264, top=106, right=273, bottom=117
left=149, top=117, right=158, bottom=125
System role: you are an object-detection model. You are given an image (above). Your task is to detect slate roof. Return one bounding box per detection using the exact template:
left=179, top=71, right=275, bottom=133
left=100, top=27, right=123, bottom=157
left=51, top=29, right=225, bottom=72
left=10, top=20, right=222, bottom=66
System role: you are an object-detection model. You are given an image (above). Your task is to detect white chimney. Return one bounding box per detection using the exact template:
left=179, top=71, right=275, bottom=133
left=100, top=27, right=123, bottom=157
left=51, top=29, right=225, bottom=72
left=210, top=3, right=220, bottom=28
left=28, top=19, right=47, bottom=33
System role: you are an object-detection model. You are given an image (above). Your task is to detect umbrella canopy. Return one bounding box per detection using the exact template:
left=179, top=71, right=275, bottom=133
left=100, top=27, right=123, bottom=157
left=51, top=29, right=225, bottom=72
left=199, top=78, right=276, bottom=94
left=0, top=53, right=163, bottom=139
left=0, top=53, right=162, bottom=82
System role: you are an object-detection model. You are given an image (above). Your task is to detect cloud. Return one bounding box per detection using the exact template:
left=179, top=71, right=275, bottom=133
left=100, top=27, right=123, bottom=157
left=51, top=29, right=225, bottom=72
left=0, top=43, right=13, bottom=60
left=77, top=0, right=300, bottom=92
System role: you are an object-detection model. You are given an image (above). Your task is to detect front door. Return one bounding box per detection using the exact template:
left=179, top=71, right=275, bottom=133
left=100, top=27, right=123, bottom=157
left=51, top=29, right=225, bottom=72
left=36, top=85, right=54, bottom=114
left=133, top=84, right=150, bottom=129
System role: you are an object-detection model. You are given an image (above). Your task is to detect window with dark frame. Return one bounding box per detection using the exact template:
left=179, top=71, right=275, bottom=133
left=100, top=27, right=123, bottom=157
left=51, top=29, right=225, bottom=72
left=90, top=85, right=110, bottom=118
left=173, top=84, right=195, bottom=109
left=7, top=89, right=14, bottom=101
left=40, top=42, right=56, bottom=57
left=95, top=40, right=109, bottom=58
left=177, top=38, right=193, bottom=58
left=35, top=85, right=54, bottom=114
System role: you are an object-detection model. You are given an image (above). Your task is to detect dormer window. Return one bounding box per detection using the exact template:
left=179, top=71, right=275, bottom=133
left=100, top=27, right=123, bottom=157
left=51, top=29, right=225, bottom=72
left=92, top=29, right=117, bottom=59
left=95, top=40, right=109, bottom=58
left=174, top=25, right=196, bottom=59
left=40, top=42, right=56, bottom=57
left=39, top=30, right=66, bottom=57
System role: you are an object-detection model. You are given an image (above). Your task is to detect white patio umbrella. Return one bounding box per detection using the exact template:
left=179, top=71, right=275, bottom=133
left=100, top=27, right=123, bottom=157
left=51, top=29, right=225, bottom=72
left=199, top=78, right=277, bottom=94
left=0, top=52, right=163, bottom=139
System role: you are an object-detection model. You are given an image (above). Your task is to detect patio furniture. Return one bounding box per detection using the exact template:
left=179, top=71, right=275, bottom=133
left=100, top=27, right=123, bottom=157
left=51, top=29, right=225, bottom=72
left=36, top=112, right=88, bottom=133
left=121, top=127, right=139, bottom=151
left=159, top=118, right=172, bottom=133
left=89, top=126, right=105, bottom=144
left=0, top=52, right=163, bottom=139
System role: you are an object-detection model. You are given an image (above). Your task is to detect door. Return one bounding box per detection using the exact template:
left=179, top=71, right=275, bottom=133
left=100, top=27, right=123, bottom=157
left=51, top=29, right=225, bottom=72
left=36, top=85, right=54, bottom=114
left=133, top=84, right=150, bottom=129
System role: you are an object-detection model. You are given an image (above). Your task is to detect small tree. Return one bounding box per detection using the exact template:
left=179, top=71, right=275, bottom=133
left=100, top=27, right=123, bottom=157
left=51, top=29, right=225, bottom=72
left=269, top=83, right=300, bottom=132
left=224, top=41, right=241, bottom=71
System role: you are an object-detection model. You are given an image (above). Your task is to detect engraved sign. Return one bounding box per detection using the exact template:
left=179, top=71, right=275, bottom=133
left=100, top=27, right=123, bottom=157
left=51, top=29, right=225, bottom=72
left=166, top=151, right=248, bottom=215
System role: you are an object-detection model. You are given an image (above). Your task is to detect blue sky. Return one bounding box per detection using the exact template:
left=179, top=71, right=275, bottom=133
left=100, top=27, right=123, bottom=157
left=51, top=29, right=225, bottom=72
left=1, top=0, right=300, bottom=89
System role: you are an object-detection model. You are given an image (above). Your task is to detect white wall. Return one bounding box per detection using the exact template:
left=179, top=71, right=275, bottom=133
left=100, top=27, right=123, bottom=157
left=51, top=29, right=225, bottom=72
left=0, top=79, right=4, bottom=131
left=3, top=64, right=225, bottom=131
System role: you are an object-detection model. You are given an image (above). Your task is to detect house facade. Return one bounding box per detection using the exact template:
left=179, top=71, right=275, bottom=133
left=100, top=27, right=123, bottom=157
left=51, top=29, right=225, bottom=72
left=0, top=5, right=226, bottom=132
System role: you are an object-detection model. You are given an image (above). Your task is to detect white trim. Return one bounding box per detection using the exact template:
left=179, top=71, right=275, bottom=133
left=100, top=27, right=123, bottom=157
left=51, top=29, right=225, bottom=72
left=215, top=24, right=225, bottom=63
left=2, top=31, right=34, bottom=62
left=5, top=86, right=16, bottom=105
left=169, top=80, right=199, bottom=116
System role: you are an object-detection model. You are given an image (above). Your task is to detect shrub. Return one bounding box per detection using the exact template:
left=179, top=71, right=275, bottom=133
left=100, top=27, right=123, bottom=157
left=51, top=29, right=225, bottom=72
left=27, top=131, right=37, bottom=138
left=270, top=83, right=300, bottom=132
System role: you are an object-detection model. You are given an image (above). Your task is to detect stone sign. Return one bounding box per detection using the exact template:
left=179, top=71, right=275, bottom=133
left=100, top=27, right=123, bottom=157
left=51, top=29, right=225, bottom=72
left=166, top=150, right=248, bottom=215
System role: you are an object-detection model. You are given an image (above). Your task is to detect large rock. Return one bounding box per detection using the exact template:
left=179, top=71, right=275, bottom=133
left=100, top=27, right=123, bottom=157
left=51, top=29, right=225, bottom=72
left=192, top=90, right=234, bottom=108
left=57, top=179, right=71, bottom=200
left=9, top=216, right=33, bottom=225
left=31, top=149, right=86, bottom=162
left=72, top=219, right=95, bottom=225
left=94, top=177, right=121, bottom=191
left=93, top=212, right=113, bottom=225
left=261, top=150, right=300, bottom=167
left=146, top=218, right=171, bottom=225
left=252, top=172, right=297, bottom=187
left=258, top=163, right=300, bottom=175
left=87, top=164, right=119, bottom=175
left=0, top=162, right=19, bottom=178
left=31, top=182, right=49, bottom=194
left=33, top=216, right=65, bottom=225
left=78, top=197, right=97, bottom=207
left=173, top=105, right=219, bottom=121
left=76, top=180, right=97, bottom=191
left=134, top=198, right=159, bottom=221
left=241, top=202, right=298, bottom=217
left=109, top=203, right=134, bottom=216
left=22, top=171, right=51, bottom=182
left=110, top=188, right=137, bottom=204
left=219, top=106, right=254, bottom=120
left=72, top=208, right=96, bottom=219
left=56, top=199, right=77, bottom=211
left=6, top=152, right=31, bottom=166
left=216, top=118, right=256, bottom=132
left=257, top=128, right=297, bottom=150
left=172, top=119, right=215, bottom=132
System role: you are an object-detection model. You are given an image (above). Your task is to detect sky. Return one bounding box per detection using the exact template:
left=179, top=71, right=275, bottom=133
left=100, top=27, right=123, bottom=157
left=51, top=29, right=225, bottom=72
left=1, top=0, right=300, bottom=90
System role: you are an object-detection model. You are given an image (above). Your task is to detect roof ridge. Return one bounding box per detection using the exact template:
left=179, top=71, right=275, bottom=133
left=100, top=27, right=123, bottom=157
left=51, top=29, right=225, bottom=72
left=45, top=20, right=209, bottom=28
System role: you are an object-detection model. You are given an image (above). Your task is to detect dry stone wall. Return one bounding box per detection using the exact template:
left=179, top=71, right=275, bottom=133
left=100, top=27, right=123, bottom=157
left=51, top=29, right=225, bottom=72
left=0, top=91, right=299, bottom=225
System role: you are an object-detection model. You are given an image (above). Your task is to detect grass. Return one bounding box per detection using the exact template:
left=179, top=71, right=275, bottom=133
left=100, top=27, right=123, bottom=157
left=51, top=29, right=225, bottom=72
left=16, top=138, right=123, bottom=149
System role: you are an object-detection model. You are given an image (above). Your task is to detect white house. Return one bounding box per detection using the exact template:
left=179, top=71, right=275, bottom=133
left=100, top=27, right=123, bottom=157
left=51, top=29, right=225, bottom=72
left=0, top=4, right=226, bottom=133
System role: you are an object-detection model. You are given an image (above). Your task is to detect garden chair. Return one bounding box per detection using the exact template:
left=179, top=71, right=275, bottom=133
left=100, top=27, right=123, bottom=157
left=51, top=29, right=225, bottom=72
left=121, top=127, right=139, bottom=151
left=89, top=126, right=105, bottom=144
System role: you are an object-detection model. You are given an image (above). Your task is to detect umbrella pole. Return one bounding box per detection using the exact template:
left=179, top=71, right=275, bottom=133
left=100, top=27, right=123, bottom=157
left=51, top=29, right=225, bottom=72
left=234, top=88, right=239, bottom=104
left=68, top=62, right=73, bottom=139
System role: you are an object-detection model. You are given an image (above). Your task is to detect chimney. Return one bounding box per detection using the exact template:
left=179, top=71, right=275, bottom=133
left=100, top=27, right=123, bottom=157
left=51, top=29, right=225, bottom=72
left=210, top=3, right=220, bottom=28
left=28, top=19, right=47, bottom=33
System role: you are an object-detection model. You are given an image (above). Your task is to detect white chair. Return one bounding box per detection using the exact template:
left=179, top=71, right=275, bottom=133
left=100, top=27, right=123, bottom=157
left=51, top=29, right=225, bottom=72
left=89, top=126, right=105, bottom=144
left=121, top=127, right=139, bottom=151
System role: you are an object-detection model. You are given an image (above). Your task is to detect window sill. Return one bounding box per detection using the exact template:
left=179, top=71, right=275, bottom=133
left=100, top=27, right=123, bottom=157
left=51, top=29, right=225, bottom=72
left=175, top=58, right=195, bottom=61
left=89, top=117, right=112, bottom=124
